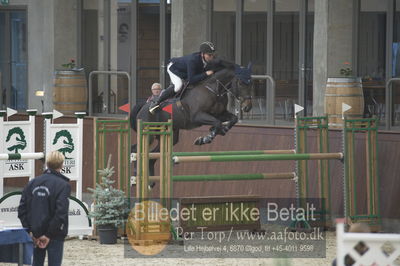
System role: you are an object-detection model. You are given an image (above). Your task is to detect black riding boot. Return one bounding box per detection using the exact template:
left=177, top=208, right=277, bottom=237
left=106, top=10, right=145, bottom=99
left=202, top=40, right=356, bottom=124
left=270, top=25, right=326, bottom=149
left=149, top=84, right=175, bottom=114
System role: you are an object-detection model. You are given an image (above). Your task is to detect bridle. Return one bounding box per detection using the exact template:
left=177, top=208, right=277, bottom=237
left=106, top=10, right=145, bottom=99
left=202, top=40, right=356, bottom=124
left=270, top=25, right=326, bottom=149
left=205, top=75, right=252, bottom=102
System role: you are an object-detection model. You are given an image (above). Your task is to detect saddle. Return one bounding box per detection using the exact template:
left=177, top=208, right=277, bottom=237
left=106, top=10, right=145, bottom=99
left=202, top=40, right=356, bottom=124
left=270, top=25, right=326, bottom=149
left=154, top=82, right=194, bottom=109
left=176, top=81, right=192, bottom=99
left=157, top=81, right=192, bottom=109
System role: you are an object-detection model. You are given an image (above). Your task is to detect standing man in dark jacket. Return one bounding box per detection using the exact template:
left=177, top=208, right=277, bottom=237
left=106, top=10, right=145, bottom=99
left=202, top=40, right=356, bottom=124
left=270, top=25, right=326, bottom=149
left=149, top=41, right=217, bottom=113
left=18, top=150, right=70, bottom=266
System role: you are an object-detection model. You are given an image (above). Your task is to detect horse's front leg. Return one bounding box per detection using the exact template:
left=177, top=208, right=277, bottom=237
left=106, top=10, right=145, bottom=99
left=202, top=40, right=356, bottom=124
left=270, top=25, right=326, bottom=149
left=191, top=112, right=222, bottom=145
left=217, top=110, right=238, bottom=135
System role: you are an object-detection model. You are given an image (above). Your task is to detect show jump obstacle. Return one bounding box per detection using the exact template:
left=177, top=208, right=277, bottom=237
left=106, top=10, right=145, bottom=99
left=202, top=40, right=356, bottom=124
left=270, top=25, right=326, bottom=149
left=336, top=218, right=399, bottom=265
left=132, top=116, right=380, bottom=240
left=343, top=118, right=380, bottom=230
left=0, top=110, right=38, bottom=197
left=0, top=110, right=85, bottom=199
left=0, top=110, right=91, bottom=236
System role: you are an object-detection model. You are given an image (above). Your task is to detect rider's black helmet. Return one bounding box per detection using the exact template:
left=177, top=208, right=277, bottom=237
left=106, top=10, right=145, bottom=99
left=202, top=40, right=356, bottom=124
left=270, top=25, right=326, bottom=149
left=200, top=41, right=216, bottom=54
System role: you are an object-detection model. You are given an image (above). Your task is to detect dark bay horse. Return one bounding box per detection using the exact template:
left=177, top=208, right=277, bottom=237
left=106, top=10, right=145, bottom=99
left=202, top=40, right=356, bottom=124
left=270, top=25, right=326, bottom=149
left=130, top=61, right=253, bottom=148
left=130, top=62, right=252, bottom=179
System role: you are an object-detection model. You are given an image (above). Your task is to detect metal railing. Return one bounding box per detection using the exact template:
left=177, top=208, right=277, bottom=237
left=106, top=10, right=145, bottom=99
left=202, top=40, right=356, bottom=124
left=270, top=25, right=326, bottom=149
left=385, top=78, right=400, bottom=130
left=251, top=74, right=276, bottom=125
left=88, top=71, right=131, bottom=116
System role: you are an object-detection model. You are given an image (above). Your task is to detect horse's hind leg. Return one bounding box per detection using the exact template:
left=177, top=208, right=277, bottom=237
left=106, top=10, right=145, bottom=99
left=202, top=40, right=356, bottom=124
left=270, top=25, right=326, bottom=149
left=148, top=142, right=160, bottom=189
left=173, top=129, right=179, bottom=145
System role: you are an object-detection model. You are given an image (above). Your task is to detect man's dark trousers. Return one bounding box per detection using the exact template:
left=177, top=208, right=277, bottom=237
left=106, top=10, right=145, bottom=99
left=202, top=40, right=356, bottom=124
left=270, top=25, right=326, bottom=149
left=32, top=239, right=64, bottom=266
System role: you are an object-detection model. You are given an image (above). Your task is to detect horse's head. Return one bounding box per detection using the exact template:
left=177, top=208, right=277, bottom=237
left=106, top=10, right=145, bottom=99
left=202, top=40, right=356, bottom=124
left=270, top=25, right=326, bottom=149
left=233, top=63, right=253, bottom=112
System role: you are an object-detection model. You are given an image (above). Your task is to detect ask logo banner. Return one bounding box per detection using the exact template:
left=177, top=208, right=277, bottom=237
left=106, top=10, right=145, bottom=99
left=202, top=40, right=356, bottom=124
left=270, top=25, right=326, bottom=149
left=44, top=116, right=83, bottom=199
left=4, top=125, right=32, bottom=174
left=50, top=129, right=77, bottom=175
left=6, top=127, right=27, bottom=153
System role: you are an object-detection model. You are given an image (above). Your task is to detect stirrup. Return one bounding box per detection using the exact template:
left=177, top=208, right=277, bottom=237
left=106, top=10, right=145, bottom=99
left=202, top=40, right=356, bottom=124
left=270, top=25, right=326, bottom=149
left=149, top=104, right=160, bottom=114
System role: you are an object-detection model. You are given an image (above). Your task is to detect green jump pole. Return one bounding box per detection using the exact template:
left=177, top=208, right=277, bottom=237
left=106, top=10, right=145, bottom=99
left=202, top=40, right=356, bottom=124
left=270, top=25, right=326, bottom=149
left=145, top=172, right=296, bottom=182
left=174, top=150, right=295, bottom=156
left=131, top=149, right=296, bottom=161
left=173, top=172, right=295, bottom=181
left=173, top=152, right=343, bottom=163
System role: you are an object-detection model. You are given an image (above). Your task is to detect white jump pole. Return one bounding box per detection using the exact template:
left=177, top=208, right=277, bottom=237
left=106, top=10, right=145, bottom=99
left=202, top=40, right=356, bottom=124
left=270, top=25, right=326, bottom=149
left=0, top=152, right=44, bottom=160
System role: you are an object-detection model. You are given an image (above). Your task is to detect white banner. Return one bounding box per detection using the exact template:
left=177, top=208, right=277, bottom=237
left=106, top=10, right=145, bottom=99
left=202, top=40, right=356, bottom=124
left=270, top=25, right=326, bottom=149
left=45, top=117, right=83, bottom=200
left=0, top=192, right=92, bottom=236
left=0, top=112, right=36, bottom=197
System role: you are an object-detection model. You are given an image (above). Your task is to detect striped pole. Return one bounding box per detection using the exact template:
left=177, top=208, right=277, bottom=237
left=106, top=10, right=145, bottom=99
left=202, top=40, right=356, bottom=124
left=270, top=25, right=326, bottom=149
left=174, top=150, right=296, bottom=156
left=130, top=149, right=296, bottom=161
left=173, top=152, right=343, bottom=163
left=145, top=172, right=296, bottom=182
left=0, top=152, right=44, bottom=160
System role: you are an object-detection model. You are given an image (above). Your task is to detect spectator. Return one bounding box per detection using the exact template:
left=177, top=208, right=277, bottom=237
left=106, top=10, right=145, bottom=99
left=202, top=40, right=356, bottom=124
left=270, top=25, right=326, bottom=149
left=18, top=151, right=71, bottom=266
left=147, top=82, right=162, bottom=103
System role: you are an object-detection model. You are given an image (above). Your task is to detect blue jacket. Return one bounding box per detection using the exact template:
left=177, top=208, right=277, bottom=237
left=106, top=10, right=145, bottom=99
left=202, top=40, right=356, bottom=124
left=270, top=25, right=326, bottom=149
left=18, top=169, right=71, bottom=240
left=169, top=52, right=208, bottom=85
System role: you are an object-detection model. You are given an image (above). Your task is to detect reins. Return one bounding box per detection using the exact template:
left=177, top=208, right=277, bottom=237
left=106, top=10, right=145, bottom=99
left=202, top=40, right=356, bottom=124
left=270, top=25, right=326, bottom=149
left=205, top=76, right=240, bottom=101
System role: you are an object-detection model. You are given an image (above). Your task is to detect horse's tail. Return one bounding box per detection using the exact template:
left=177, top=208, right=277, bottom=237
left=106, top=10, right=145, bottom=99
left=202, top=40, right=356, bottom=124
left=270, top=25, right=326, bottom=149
left=129, top=102, right=146, bottom=132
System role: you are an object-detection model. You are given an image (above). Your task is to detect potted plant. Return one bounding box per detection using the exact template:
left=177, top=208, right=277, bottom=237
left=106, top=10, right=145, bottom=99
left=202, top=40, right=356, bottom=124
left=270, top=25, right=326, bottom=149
left=61, top=58, right=77, bottom=70
left=88, top=156, right=129, bottom=244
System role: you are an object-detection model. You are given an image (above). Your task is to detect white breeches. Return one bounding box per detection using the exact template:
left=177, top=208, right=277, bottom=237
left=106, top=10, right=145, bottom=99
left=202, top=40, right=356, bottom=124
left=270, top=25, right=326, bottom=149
left=167, top=62, right=183, bottom=93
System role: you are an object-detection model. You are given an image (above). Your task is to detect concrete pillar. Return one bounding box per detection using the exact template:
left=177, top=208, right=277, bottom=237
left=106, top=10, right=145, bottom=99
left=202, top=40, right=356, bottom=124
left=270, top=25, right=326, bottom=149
left=313, top=0, right=355, bottom=116
left=27, top=0, right=55, bottom=112
left=171, top=0, right=210, bottom=57
left=54, top=0, right=79, bottom=71
left=27, top=0, right=79, bottom=112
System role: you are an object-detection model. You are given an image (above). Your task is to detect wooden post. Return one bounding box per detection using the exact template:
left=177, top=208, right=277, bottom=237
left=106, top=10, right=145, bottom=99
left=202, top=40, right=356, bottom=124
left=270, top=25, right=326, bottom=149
left=133, top=120, right=173, bottom=243
left=317, top=117, right=331, bottom=226
left=344, top=118, right=380, bottom=231
left=296, top=116, right=332, bottom=228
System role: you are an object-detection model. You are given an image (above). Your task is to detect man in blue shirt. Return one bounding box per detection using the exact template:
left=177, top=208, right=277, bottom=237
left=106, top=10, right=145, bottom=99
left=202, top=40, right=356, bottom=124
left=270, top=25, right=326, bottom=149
left=149, top=41, right=216, bottom=113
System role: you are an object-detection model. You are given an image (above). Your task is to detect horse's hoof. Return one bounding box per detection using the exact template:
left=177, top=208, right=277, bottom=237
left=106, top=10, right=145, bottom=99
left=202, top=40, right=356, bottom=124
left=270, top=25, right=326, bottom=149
left=222, top=125, right=230, bottom=134
left=194, top=137, right=203, bottom=145
left=148, top=182, right=156, bottom=190
left=202, top=136, right=213, bottom=144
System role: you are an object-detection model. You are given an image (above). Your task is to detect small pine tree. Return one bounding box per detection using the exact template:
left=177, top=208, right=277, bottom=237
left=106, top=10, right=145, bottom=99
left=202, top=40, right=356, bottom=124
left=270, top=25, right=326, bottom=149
left=88, top=155, right=129, bottom=227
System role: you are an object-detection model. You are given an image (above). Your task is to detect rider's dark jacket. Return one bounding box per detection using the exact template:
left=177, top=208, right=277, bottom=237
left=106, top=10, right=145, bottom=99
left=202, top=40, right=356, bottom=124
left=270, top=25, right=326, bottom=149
left=169, top=52, right=208, bottom=85
left=18, top=169, right=71, bottom=240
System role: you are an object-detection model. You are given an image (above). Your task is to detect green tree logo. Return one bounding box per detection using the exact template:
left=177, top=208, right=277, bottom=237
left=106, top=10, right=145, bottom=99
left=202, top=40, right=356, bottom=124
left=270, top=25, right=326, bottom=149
left=6, top=127, right=27, bottom=153
left=52, top=130, right=75, bottom=159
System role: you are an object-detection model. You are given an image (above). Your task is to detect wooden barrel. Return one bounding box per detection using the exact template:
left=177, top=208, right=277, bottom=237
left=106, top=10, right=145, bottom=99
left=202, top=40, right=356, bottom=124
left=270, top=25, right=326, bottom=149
left=324, top=77, right=364, bottom=127
left=53, top=70, right=87, bottom=114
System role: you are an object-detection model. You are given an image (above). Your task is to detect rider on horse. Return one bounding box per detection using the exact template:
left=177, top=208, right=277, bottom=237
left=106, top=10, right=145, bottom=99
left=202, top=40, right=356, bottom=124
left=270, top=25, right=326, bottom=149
left=149, top=41, right=217, bottom=114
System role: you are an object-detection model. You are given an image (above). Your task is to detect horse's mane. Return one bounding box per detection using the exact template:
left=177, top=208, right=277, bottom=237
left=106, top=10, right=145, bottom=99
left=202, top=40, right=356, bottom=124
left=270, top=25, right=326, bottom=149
left=207, top=59, right=251, bottom=83
left=206, top=58, right=235, bottom=73
left=203, top=59, right=235, bottom=82
left=214, top=67, right=235, bottom=80
left=201, top=58, right=252, bottom=87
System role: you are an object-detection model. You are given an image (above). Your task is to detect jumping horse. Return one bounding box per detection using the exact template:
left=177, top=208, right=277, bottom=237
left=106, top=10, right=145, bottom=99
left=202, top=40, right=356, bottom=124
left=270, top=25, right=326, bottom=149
left=130, top=60, right=253, bottom=176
